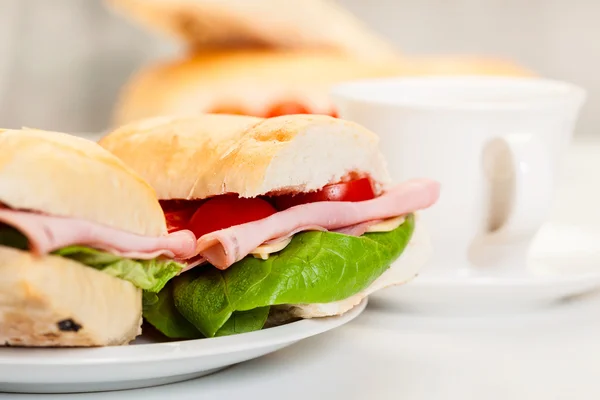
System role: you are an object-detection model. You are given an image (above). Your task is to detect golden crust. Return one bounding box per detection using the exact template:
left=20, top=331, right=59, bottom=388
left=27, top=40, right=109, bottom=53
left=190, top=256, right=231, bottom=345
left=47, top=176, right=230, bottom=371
left=0, top=128, right=167, bottom=236
left=99, top=113, right=390, bottom=200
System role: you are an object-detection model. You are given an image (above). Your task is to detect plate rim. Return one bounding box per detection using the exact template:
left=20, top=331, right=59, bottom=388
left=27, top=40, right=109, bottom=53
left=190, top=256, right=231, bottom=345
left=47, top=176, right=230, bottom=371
left=409, top=271, right=600, bottom=288
left=0, top=299, right=367, bottom=366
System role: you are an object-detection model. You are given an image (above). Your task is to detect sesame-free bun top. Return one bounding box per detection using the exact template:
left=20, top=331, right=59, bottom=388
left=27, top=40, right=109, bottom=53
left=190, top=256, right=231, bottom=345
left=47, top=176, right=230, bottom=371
left=0, top=128, right=167, bottom=236
left=99, top=114, right=390, bottom=200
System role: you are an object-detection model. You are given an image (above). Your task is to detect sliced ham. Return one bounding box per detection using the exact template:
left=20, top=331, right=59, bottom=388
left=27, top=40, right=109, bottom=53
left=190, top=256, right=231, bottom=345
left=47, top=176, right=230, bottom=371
left=0, top=209, right=197, bottom=260
left=196, top=179, right=440, bottom=269
left=262, top=225, right=327, bottom=245
left=0, top=178, right=438, bottom=269
left=332, top=220, right=381, bottom=237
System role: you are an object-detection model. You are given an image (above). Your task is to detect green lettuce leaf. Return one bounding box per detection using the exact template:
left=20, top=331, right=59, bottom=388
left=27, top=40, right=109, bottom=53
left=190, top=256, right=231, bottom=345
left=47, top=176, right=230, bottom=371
left=142, top=291, right=160, bottom=309
left=143, top=282, right=203, bottom=339
left=0, top=226, right=184, bottom=294
left=214, top=307, right=270, bottom=337
left=143, top=283, right=270, bottom=338
left=53, top=246, right=183, bottom=293
left=168, top=214, right=414, bottom=337
left=144, top=283, right=269, bottom=339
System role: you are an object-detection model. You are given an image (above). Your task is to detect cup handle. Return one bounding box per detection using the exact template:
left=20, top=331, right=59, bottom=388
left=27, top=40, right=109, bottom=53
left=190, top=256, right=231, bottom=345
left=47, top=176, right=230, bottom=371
left=482, top=133, right=554, bottom=238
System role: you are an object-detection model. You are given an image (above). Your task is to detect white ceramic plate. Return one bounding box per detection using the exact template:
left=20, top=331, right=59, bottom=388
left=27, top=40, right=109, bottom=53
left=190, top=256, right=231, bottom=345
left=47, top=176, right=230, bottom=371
left=0, top=299, right=367, bottom=394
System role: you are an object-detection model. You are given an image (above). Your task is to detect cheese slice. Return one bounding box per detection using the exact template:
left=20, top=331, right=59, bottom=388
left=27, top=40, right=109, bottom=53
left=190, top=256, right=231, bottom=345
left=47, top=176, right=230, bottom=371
left=249, top=215, right=407, bottom=260
left=251, top=237, right=293, bottom=260
left=366, top=215, right=406, bottom=233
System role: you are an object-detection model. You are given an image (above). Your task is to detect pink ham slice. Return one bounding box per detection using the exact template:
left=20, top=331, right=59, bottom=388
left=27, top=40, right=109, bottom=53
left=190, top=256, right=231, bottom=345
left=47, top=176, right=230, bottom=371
left=332, top=220, right=382, bottom=237
left=195, top=179, right=440, bottom=270
left=0, top=209, right=197, bottom=260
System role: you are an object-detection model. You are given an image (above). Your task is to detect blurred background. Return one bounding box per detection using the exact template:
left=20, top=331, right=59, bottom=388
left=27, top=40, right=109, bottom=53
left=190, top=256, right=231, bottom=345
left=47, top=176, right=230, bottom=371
left=0, top=0, right=595, bottom=135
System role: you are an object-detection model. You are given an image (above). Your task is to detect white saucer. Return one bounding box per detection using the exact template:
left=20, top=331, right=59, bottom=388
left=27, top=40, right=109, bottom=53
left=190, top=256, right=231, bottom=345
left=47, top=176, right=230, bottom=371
left=0, top=299, right=366, bottom=394
left=370, top=223, right=600, bottom=313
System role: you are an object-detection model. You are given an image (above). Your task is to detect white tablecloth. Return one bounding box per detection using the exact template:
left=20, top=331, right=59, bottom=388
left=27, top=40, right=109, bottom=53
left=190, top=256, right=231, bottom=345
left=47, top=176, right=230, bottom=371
left=5, top=138, right=600, bottom=400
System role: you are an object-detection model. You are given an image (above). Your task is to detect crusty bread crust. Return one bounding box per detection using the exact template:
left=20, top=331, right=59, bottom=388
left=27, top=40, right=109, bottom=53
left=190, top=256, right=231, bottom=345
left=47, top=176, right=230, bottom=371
left=0, top=128, right=167, bottom=236
left=106, top=0, right=398, bottom=59
left=0, top=246, right=142, bottom=347
left=99, top=113, right=390, bottom=200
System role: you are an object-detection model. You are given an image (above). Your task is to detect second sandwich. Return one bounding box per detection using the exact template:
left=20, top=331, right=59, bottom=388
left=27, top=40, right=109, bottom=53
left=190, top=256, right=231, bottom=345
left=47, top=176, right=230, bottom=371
left=99, top=114, right=440, bottom=338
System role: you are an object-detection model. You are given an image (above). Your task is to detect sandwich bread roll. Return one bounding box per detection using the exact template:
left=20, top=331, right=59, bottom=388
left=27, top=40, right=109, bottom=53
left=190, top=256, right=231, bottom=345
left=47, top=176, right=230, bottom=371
left=0, top=128, right=178, bottom=346
left=100, top=114, right=439, bottom=330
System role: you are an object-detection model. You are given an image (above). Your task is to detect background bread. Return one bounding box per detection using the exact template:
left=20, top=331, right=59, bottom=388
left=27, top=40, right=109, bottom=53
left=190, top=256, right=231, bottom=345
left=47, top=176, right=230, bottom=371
left=106, top=0, right=399, bottom=59
left=0, top=246, right=142, bottom=347
left=113, top=49, right=405, bottom=126
left=0, top=128, right=167, bottom=236
left=99, top=114, right=390, bottom=200
left=113, top=49, right=534, bottom=126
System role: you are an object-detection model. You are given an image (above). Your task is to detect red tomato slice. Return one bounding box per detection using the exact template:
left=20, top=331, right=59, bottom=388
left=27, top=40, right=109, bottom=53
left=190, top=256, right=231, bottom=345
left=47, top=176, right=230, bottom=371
left=209, top=103, right=339, bottom=119
left=265, top=102, right=340, bottom=118
left=160, top=200, right=204, bottom=233
left=265, top=102, right=312, bottom=117
left=164, top=209, right=195, bottom=233
left=188, top=195, right=277, bottom=238
left=273, top=178, right=375, bottom=210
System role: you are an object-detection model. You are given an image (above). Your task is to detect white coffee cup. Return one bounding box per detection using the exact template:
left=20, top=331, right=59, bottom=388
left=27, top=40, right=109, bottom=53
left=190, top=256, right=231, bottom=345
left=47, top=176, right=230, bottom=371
left=331, top=76, right=586, bottom=275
